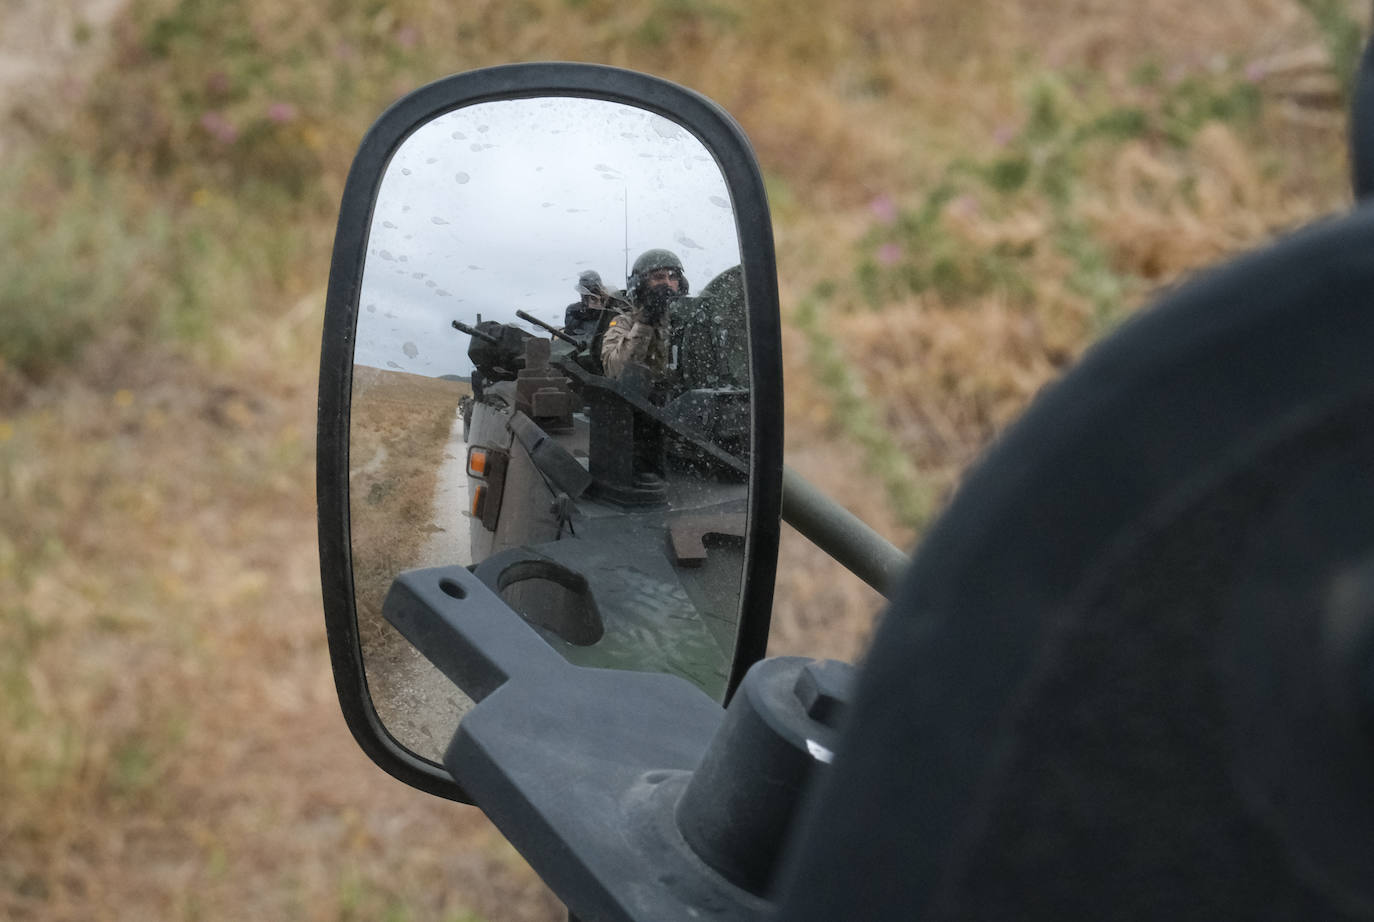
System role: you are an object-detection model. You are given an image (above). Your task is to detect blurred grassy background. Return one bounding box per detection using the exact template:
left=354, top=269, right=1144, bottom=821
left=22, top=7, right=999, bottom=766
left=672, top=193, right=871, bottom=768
left=0, top=0, right=1364, bottom=919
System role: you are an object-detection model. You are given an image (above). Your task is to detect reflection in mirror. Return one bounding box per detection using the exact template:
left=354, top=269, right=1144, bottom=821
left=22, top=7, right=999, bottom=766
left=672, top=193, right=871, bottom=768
left=349, top=97, right=751, bottom=763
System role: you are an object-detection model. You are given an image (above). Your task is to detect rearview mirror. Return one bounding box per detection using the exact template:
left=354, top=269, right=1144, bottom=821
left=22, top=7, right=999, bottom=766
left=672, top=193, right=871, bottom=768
left=318, top=64, right=783, bottom=802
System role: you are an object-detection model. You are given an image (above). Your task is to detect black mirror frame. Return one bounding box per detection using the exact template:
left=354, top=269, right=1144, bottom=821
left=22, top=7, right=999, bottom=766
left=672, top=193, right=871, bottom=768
left=317, top=63, right=783, bottom=803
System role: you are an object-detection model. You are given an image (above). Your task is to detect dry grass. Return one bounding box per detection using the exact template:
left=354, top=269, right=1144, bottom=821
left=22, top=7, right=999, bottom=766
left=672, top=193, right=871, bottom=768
left=0, top=313, right=556, bottom=921
left=349, top=366, right=467, bottom=649
left=764, top=0, right=1362, bottom=657
left=1, top=0, right=1366, bottom=918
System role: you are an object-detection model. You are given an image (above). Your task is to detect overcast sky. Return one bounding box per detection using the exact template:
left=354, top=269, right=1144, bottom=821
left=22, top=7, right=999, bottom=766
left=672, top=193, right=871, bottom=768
left=354, top=96, right=743, bottom=378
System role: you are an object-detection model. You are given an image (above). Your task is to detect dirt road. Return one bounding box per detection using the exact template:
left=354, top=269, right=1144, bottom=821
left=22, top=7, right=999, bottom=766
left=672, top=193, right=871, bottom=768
left=418, top=409, right=473, bottom=569
left=369, top=408, right=478, bottom=764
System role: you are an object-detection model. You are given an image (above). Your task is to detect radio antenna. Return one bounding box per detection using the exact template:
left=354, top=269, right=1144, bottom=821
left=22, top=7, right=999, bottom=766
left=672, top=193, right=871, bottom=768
left=623, top=186, right=630, bottom=283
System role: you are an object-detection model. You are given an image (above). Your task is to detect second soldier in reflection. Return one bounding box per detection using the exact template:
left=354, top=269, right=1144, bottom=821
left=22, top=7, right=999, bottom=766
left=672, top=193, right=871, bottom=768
left=601, top=248, right=688, bottom=380
left=563, top=269, right=624, bottom=347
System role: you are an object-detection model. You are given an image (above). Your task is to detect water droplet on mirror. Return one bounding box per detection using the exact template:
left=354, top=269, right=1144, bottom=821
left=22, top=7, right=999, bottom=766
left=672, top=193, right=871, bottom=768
left=426, top=157, right=437, bottom=164
left=451, top=131, right=467, bottom=139
left=674, top=233, right=702, bottom=250
left=455, top=172, right=469, bottom=184
left=710, top=196, right=730, bottom=209
left=383, top=221, right=397, bottom=229
left=431, top=217, right=449, bottom=225
left=412, top=272, right=426, bottom=279
left=478, top=125, right=489, bottom=133
left=401, top=168, right=412, bottom=175
left=403, top=342, right=419, bottom=358
left=470, top=143, right=483, bottom=152
left=436, top=290, right=451, bottom=297
left=387, top=361, right=402, bottom=369
left=379, top=250, right=395, bottom=261
left=402, top=205, right=411, bottom=212
left=466, top=265, right=483, bottom=271
left=366, top=304, right=377, bottom=312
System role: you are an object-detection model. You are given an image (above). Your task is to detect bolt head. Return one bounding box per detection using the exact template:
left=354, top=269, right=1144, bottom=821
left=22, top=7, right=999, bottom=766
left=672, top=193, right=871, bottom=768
left=793, top=659, right=855, bottom=728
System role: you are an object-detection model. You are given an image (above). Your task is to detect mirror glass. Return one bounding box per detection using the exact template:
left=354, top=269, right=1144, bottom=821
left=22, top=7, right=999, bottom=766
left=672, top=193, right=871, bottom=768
left=349, top=96, right=752, bottom=762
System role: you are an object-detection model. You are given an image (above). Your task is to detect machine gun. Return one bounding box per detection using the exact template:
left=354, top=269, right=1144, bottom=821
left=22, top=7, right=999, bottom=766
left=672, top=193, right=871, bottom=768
left=452, top=318, right=532, bottom=383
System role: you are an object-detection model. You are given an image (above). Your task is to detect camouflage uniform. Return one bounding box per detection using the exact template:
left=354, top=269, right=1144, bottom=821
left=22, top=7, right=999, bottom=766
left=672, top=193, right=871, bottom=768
left=600, top=307, right=671, bottom=379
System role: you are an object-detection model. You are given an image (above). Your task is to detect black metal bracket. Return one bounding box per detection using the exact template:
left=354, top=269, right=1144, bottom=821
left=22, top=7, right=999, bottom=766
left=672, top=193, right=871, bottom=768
left=383, top=564, right=852, bottom=922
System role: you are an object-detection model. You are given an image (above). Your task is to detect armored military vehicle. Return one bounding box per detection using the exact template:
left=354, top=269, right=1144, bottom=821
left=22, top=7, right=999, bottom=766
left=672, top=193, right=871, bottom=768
left=453, top=266, right=751, bottom=699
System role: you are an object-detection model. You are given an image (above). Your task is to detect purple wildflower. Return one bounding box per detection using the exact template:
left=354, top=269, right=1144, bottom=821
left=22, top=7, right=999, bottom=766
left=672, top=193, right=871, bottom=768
left=869, top=194, right=898, bottom=224
left=200, top=111, right=238, bottom=144
left=267, top=102, right=298, bottom=124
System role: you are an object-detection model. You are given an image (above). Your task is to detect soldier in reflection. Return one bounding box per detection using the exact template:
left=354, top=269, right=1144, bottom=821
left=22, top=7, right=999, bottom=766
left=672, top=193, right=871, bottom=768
left=596, top=249, right=692, bottom=489
left=601, top=248, right=688, bottom=381
left=563, top=270, right=621, bottom=345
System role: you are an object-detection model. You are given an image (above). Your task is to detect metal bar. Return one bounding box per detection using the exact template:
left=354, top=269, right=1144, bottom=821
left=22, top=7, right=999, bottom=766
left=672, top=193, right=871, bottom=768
left=515, top=309, right=583, bottom=349
left=453, top=318, right=499, bottom=344
left=781, top=465, right=908, bottom=599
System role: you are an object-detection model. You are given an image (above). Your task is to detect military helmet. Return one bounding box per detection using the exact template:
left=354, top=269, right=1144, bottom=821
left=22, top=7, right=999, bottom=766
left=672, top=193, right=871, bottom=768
left=628, top=248, right=689, bottom=297
left=575, top=270, right=604, bottom=297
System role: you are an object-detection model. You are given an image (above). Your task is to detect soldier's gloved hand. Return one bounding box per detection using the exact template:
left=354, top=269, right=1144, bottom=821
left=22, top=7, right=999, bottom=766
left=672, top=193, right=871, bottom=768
left=640, top=283, right=674, bottom=325
left=640, top=300, right=665, bottom=325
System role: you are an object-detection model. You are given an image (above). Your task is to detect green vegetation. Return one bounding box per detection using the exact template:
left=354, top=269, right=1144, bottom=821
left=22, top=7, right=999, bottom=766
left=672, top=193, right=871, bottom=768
left=850, top=66, right=1268, bottom=326
left=787, top=55, right=1325, bottom=517
left=1298, top=0, right=1366, bottom=89
left=795, top=288, right=935, bottom=529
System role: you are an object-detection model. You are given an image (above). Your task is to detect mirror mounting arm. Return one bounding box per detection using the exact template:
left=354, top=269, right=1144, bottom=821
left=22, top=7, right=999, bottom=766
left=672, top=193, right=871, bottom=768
left=781, top=465, right=908, bottom=598
left=382, top=565, right=852, bottom=922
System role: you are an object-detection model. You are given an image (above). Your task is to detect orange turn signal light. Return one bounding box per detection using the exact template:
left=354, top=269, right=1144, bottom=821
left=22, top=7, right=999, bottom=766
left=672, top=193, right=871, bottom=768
left=467, top=447, right=489, bottom=478
left=471, top=484, right=487, bottom=518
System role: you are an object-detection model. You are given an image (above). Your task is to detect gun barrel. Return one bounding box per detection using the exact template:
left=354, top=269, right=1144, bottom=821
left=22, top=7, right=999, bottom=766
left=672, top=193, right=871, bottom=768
left=515, top=310, right=582, bottom=349
left=452, top=319, right=500, bottom=345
